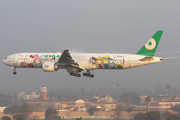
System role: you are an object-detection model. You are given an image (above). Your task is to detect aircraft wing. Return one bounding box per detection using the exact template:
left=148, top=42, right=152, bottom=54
left=57, top=49, right=84, bottom=70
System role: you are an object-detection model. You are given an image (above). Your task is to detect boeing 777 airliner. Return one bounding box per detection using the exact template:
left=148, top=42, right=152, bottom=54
left=3, top=31, right=163, bottom=78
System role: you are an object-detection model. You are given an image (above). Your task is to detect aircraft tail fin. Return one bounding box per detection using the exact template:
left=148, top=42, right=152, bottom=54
left=136, top=30, right=163, bottom=56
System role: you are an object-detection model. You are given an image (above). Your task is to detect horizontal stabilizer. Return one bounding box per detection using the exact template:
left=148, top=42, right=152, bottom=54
left=140, top=57, right=154, bottom=61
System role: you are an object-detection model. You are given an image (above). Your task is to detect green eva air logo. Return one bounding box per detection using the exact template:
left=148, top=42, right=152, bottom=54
left=145, top=38, right=156, bottom=50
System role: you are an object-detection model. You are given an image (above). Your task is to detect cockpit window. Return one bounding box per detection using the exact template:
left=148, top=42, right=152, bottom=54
left=5, top=57, right=7, bottom=59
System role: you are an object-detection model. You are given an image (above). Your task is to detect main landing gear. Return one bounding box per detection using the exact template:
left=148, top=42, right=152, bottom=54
left=83, top=72, right=94, bottom=78
left=12, top=67, right=17, bottom=75
left=69, top=72, right=81, bottom=77
left=68, top=69, right=94, bottom=78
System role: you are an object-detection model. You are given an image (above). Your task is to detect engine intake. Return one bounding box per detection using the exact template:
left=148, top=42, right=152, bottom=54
left=42, top=61, right=58, bottom=72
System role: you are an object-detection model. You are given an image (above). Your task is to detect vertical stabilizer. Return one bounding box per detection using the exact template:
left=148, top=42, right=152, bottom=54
left=136, top=30, right=163, bottom=56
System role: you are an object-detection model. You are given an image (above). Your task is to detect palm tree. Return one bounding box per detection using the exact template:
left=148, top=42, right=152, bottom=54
left=145, top=96, right=151, bottom=112
left=166, top=84, right=170, bottom=90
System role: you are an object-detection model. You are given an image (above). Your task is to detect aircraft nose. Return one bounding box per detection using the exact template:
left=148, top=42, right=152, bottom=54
left=2, top=59, right=8, bottom=65
left=2, top=59, right=6, bottom=64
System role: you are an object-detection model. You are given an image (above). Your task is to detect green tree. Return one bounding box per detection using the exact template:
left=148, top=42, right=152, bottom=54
left=13, top=113, right=28, bottom=120
left=134, top=112, right=147, bottom=120
left=53, top=116, right=61, bottom=120
left=172, top=105, right=180, bottom=113
left=87, top=107, right=98, bottom=116
left=126, top=107, right=133, bottom=112
left=2, top=116, right=11, bottom=120
left=163, top=112, right=180, bottom=120
left=147, top=111, right=160, bottom=120
left=45, top=108, right=60, bottom=120
left=145, top=96, right=151, bottom=112
left=120, top=92, right=140, bottom=104
left=121, top=95, right=132, bottom=105
left=4, top=104, right=32, bottom=115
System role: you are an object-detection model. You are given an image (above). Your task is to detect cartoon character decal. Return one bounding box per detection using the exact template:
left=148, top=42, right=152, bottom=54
left=20, top=62, right=27, bottom=67
left=109, top=60, right=115, bottom=69
left=18, top=54, right=61, bottom=68
left=33, top=54, right=41, bottom=66
left=17, top=54, right=124, bottom=69
left=89, top=57, right=97, bottom=66
left=13, top=61, right=19, bottom=67
left=113, top=56, right=124, bottom=69
left=24, top=55, right=34, bottom=64
left=28, top=63, right=34, bottom=68
left=40, top=55, right=46, bottom=61
left=24, top=55, right=35, bottom=68
left=102, top=56, right=112, bottom=68
left=96, top=57, right=103, bottom=68
left=46, top=56, right=52, bottom=61
left=89, top=56, right=121, bottom=69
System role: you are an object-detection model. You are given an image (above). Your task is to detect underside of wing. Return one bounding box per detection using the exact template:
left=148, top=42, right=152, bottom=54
left=57, top=49, right=84, bottom=70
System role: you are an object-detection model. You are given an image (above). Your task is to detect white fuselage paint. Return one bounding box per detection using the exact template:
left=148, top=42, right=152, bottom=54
left=2, top=53, right=162, bottom=70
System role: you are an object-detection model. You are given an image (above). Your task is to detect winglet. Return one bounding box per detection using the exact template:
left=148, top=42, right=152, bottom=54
left=136, top=30, right=163, bottom=56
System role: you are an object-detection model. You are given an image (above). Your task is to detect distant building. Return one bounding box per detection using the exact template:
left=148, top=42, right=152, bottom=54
left=91, top=95, right=116, bottom=102
left=17, top=86, right=48, bottom=101
left=40, top=86, right=47, bottom=100
left=139, top=95, right=147, bottom=103
left=150, top=100, right=180, bottom=112
left=17, top=92, right=39, bottom=100
left=0, top=107, right=7, bottom=112
left=28, top=99, right=127, bottom=112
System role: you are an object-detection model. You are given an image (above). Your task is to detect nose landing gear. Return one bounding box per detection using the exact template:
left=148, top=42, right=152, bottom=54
left=11, top=67, right=17, bottom=75
left=13, top=72, right=17, bottom=75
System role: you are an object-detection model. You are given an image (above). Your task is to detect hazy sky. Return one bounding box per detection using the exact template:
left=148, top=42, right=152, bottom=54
left=1, top=0, right=180, bottom=94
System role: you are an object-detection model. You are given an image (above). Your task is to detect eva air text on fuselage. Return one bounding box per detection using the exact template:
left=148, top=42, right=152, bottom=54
left=44, top=55, right=60, bottom=58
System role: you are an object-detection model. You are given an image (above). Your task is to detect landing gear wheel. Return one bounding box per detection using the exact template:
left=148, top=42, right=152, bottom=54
left=73, top=73, right=76, bottom=76
left=13, top=72, right=17, bottom=75
left=86, top=74, right=90, bottom=77
left=76, top=74, right=81, bottom=77
left=89, top=74, right=94, bottom=78
left=83, top=73, right=87, bottom=76
left=70, top=72, right=73, bottom=76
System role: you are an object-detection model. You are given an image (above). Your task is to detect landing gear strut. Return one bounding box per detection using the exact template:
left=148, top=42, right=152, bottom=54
left=12, top=67, right=17, bottom=75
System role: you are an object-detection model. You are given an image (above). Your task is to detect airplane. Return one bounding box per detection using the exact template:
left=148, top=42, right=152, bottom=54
left=2, top=30, right=163, bottom=78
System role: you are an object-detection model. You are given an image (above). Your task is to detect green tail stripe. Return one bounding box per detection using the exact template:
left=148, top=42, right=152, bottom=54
left=136, top=30, right=163, bottom=56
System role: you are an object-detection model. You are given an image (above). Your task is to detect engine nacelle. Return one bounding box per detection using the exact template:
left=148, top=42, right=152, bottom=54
left=42, top=61, right=58, bottom=72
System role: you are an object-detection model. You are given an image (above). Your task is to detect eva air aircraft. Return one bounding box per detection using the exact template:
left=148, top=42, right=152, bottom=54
left=3, top=30, right=163, bottom=78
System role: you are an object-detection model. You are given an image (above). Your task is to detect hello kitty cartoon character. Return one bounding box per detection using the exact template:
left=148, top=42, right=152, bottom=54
left=24, top=55, right=34, bottom=64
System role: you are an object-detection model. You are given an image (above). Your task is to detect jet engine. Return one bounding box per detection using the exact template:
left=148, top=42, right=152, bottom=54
left=42, top=61, right=58, bottom=72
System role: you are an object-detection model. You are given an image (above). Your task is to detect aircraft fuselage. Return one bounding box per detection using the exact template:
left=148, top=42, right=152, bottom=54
left=3, top=52, right=162, bottom=70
